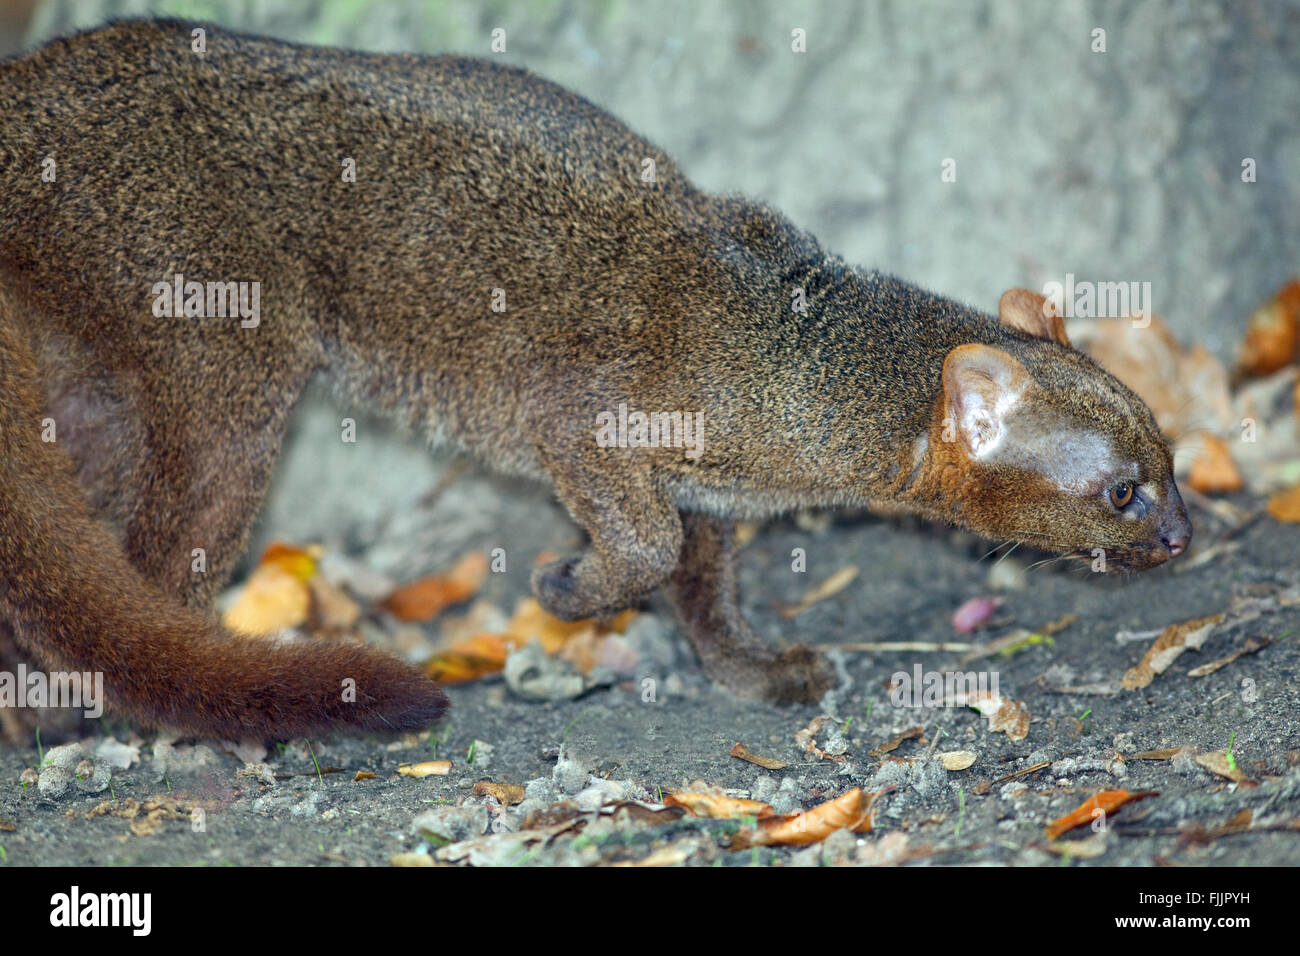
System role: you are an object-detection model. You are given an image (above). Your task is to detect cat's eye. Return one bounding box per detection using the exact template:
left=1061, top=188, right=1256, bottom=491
left=1109, top=482, right=1134, bottom=508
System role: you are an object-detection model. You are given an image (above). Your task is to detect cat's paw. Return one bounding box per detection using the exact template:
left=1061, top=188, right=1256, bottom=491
left=531, top=554, right=603, bottom=621
left=756, top=645, right=837, bottom=706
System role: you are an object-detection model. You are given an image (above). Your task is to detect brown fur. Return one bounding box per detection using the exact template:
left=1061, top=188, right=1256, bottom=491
left=0, top=20, right=1188, bottom=741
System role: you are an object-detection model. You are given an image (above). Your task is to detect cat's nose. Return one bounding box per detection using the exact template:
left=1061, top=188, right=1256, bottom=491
left=1159, top=513, right=1192, bottom=557
left=1160, top=483, right=1192, bottom=558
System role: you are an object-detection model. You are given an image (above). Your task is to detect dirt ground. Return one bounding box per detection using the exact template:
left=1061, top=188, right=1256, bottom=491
left=1, top=468, right=1296, bottom=869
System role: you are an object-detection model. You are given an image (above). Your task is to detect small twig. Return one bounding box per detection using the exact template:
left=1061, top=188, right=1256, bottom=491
left=990, top=760, right=1051, bottom=785
left=823, top=641, right=974, bottom=653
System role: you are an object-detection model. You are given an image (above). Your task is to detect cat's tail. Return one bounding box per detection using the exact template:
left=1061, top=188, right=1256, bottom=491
left=0, top=297, right=448, bottom=741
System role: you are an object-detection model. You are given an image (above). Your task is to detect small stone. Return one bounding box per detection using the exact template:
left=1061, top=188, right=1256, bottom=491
left=73, top=759, right=111, bottom=793
left=44, top=742, right=87, bottom=770
left=413, top=805, right=488, bottom=843
left=38, top=765, right=73, bottom=799
left=986, top=558, right=1027, bottom=591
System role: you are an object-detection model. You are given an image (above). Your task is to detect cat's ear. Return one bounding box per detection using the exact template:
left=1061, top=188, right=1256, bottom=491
left=941, top=344, right=1031, bottom=459
left=998, top=287, right=1069, bottom=346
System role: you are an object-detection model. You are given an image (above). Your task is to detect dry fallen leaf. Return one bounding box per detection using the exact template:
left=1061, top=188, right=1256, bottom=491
left=1045, top=790, right=1158, bottom=839
left=1187, top=434, right=1244, bottom=494
left=1187, top=636, right=1271, bottom=678
left=1267, top=486, right=1300, bottom=523
left=423, top=597, right=636, bottom=683
left=222, top=543, right=320, bottom=636
left=730, top=742, right=788, bottom=770
left=1122, top=614, right=1224, bottom=689
left=1236, top=278, right=1300, bottom=378
left=664, top=789, right=775, bottom=819
left=731, top=787, right=881, bottom=848
left=380, top=552, right=489, bottom=622
left=939, top=750, right=978, bottom=771
left=257, top=542, right=322, bottom=581
left=963, top=692, right=1031, bottom=741
left=1071, top=314, right=1234, bottom=440
left=473, top=781, right=527, bottom=805
left=779, top=565, right=859, bottom=618
left=398, top=761, right=452, bottom=778
left=1194, top=750, right=1256, bottom=786
left=870, top=726, right=924, bottom=758
left=424, top=633, right=515, bottom=683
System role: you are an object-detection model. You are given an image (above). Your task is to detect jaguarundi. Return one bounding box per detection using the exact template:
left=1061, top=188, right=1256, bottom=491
left=0, top=20, right=1190, bottom=741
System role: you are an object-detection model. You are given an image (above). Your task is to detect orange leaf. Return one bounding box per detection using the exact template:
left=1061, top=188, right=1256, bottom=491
left=1045, top=789, right=1158, bottom=839
left=222, top=554, right=314, bottom=637
left=1237, top=278, right=1300, bottom=378
left=381, top=552, right=488, bottom=622
left=424, top=633, right=513, bottom=683
left=1268, top=486, right=1300, bottom=523
left=257, top=542, right=321, bottom=582
left=664, top=791, right=775, bottom=819
left=731, top=787, right=881, bottom=848
left=1187, top=434, right=1243, bottom=494
left=424, top=597, right=636, bottom=683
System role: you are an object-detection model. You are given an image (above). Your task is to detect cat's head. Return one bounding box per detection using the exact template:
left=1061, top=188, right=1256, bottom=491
left=937, top=288, right=1190, bottom=572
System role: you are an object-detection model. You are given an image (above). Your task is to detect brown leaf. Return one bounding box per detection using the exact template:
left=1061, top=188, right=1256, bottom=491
left=1122, top=614, right=1224, bottom=690
left=1187, top=636, right=1271, bottom=677
left=964, top=692, right=1031, bottom=741
left=474, top=781, right=527, bottom=805
left=1071, top=314, right=1233, bottom=440
left=1045, top=789, right=1158, bottom=839
left=424, top=633, right=514, bottom=683
left=730, top=742, right=788, bottom=770
left=1187, top=434, right=1244, bottom=494
left=1193, top=750, right=1255, bottom=786
left=1267, top=486, right=1300, bottom=523
left=870, top=725, right=924, bottom=757
left=1236, top=278, right=1300, bottom=378
left=664, top=790, right=775, bottom=819
left=380, top=552, right=488, bottom=622
left=222, top=544, right=319, bottom=636
left=423, top=597, right=636, bottom=683
left=731, top=788, right=881, bottom=848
